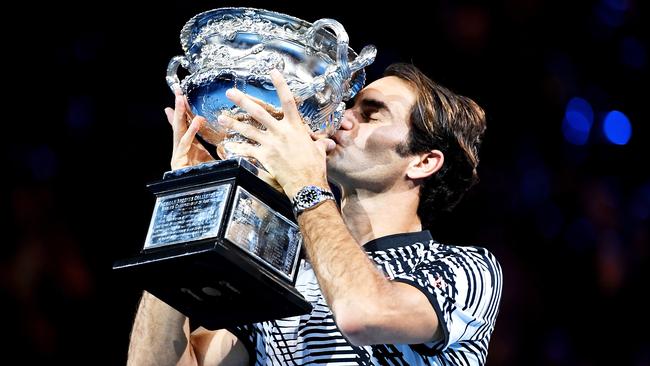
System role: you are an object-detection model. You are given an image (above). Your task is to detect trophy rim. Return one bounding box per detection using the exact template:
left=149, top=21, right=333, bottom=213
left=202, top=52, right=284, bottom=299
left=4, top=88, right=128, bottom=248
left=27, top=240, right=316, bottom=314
left=179, top=7, right=362, bottom=60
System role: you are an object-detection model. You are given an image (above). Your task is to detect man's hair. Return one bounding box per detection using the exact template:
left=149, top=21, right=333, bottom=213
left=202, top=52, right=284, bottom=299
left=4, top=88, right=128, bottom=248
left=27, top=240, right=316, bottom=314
left=385, top=63, right=487, bottom=227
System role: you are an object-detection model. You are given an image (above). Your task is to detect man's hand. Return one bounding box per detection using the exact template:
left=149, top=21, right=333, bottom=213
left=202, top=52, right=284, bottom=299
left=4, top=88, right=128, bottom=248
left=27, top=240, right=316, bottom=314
left=217, top=69, right=335, bottom=197
left=165, top=88, right=214, bottom=170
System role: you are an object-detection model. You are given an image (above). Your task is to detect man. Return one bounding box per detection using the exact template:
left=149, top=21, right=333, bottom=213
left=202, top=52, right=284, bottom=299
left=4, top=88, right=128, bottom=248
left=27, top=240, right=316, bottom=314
left=128, top=63, right=502, bottom=365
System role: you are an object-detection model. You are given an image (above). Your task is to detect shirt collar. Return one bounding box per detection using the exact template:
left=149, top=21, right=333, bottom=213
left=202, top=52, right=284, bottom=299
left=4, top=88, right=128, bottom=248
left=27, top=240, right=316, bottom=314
left=363, top=230, right=433, bottom=252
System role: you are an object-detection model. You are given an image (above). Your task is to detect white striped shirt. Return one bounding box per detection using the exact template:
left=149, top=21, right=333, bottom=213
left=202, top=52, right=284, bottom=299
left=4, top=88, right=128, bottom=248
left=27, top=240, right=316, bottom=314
left=231, top=231, right=502, bottom=365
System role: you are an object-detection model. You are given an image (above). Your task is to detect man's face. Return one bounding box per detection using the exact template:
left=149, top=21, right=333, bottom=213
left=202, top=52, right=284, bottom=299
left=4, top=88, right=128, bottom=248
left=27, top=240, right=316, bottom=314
left=327, top=76, right=417, bottom=191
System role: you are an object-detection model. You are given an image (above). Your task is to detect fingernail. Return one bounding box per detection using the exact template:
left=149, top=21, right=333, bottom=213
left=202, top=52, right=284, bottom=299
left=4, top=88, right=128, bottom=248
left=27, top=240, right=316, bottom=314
left=270, top=69, right=281, bottom=77
left=225, top=88, right=237, bottom=98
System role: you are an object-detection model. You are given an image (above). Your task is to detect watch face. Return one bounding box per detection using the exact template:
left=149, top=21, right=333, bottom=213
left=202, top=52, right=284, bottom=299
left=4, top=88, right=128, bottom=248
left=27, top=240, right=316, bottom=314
left=297, top=187, right=319, bottom=209
left=293, top=186, right=334, bottom=214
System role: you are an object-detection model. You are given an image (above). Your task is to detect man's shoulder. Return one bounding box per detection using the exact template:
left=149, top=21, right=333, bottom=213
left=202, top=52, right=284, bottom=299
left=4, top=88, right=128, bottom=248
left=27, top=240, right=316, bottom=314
left=364, top=231, right=501, bottom=276
left=434, top=241, right=499, bottom=258
left=428, top=241, right=501, bottom=272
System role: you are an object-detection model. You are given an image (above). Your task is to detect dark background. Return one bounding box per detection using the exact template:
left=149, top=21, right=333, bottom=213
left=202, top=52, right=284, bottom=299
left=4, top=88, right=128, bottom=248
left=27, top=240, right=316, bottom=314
left=3, top=0, right=648, bottom=364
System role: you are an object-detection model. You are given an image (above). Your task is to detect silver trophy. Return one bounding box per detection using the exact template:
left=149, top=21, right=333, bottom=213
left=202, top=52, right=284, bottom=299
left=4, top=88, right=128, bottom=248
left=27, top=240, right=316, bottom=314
left=114, top=8, right=376, bottom=329
left=166, top=7, right=376, bottom=157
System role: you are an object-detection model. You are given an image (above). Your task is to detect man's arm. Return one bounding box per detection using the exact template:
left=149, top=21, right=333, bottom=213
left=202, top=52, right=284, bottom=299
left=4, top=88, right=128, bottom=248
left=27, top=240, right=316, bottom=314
left=127, top=292, right=191, bottom=366
left=127, top=84, right=252, bottom=365
left=127, top=291, right=249, bottom=366
left=297, top=201, right=441, bottom=346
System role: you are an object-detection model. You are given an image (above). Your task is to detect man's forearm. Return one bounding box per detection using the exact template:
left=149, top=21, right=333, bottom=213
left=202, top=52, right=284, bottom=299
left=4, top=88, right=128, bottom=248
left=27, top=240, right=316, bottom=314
left=297, top=201, right=392, bottom=336
left=127, top=291, right=192, bottom=366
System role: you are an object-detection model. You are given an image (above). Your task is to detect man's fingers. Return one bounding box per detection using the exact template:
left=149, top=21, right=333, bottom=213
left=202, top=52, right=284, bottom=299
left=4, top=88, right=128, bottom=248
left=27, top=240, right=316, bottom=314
left=248, top=95, right=284, bottom=119
left=172, top=94, right=189, bottom=147
left=165, top=107, right=174, bottom=125
left=217, top=114, right=265, bottom=144
left=222, top=141, right=259, bottom=160
left=315, top=138, right=337, bottom=154
left=269, top=69, right=301, bottom=123
left=177, top=116, right=205, bottom=156
left=165, top=107, right=179, bottom=155
left=310, top=130, right=336, bottom=153
left=225, top=88, right=278, bottom=131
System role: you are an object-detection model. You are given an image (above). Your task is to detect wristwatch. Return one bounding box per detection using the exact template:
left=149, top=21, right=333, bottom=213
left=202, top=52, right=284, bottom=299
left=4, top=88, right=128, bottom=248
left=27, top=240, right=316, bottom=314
left=292, top=185, right=336, bottom=217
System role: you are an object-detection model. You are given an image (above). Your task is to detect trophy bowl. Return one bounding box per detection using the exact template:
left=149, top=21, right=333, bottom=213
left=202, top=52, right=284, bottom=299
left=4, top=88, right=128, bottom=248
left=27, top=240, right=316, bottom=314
left=166, top=7, right=377, bottom=156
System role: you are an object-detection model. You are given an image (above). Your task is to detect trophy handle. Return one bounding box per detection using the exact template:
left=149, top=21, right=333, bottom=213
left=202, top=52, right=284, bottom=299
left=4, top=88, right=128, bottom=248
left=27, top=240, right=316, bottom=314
left=165, top=55, right=200, bottom=137
left=306, top=19, right=351, bottom=79
left=343, top=45, right=377, bottom=100
left=166, top=55, right=190, bottom=92
left=288, top=19, right=350, bottom=104
left=293, top=20, right=377, bottom=104
left=307, top=19, right=377, bottom=76
left=348, top=45, right=377, bottom=74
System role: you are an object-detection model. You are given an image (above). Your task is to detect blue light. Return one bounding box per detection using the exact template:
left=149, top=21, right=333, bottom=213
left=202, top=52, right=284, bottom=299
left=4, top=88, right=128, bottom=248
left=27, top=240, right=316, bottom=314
left=562, top=97, right=593, bottom=145
left=603, top=110, right=632, bottom=145
left=562, top=113, right=590, bottom=145
left=567, top=97, right=593, bottom=122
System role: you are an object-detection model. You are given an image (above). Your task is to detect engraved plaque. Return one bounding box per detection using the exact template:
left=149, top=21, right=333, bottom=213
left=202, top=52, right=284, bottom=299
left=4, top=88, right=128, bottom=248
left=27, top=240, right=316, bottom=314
left=225, top=186, right=302, bottom=281
left=145, top=184, right=231, bottom=248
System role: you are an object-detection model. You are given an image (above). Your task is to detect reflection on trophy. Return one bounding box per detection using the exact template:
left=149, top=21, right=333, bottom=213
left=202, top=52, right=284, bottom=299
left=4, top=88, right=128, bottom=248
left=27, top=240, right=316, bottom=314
left=113, top=7, right=376, bottom=329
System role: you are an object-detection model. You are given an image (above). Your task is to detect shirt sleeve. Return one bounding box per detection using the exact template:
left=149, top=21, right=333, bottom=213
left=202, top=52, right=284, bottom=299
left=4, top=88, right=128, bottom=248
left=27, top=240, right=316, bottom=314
left=391, top=245, right=502, bottom=351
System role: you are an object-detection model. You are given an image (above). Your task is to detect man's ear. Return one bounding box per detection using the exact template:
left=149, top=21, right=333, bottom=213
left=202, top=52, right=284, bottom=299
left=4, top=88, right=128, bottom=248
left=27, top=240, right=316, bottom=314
left=406, top=150, right=444, bottom=180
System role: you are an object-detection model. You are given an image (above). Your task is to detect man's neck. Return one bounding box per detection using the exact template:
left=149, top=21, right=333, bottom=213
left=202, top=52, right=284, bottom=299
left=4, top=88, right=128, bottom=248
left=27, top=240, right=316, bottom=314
left=339, top=187, right=422, bottom=246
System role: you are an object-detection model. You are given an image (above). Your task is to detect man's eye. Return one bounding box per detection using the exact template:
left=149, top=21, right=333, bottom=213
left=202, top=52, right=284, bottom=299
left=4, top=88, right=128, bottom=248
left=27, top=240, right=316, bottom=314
left=361, top=111, right=377, bottom=121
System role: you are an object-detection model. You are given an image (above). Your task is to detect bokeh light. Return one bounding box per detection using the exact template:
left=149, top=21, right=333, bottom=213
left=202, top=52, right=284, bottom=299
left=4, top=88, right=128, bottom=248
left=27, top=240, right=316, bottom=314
left=602, top=110, right=632, bottom=145
left=562, top=97, right=594, bottom=145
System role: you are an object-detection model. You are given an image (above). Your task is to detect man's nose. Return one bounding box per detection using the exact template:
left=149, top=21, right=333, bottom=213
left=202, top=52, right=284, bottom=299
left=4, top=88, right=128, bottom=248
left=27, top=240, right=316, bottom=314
left=339, top=109, right=355, bottom=130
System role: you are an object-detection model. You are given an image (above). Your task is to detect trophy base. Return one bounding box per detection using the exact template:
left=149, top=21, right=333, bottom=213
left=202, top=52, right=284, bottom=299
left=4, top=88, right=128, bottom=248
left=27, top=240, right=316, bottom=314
left=113, top=158, right=312, bottom=329
left=113, top=239, right=311, bottom=330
